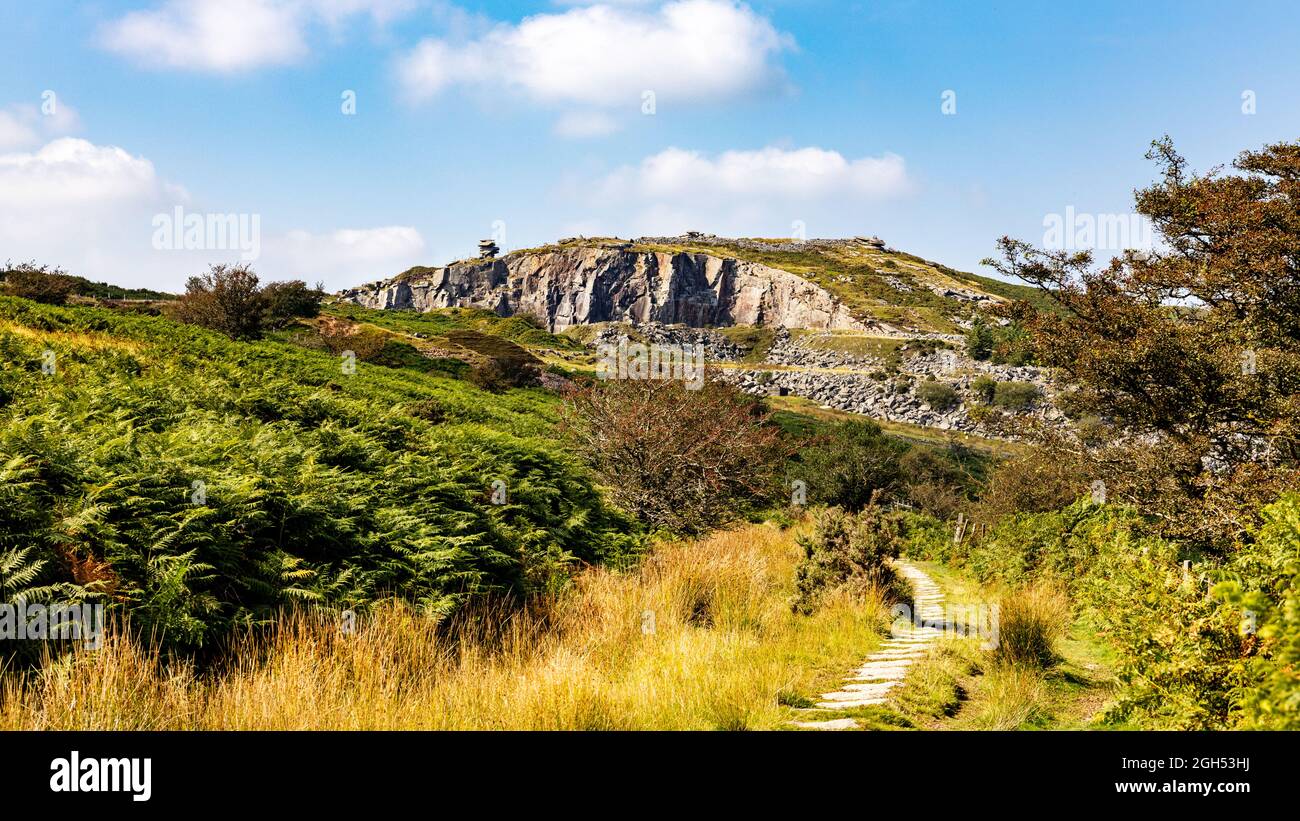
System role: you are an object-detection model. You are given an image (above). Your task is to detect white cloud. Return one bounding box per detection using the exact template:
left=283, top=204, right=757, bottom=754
left=0, top=138, right=172, bottom=206
left=263, top=226, right=426, bottom=288
left=0, top=138, right=189, bottom=285
left=0, top=112, right=37, bottom=152
left=0, top=102, right=81, bottom=152
left=599, top=145, right=910, bottom=202
left=100, top=0, right=416, bottom=72
left=398, top=0, right=793, bottom=108
left=553, top=111, right=622, bottom=138
left=572, top=145, right=911, bottom=239
left=0, top=135, right=424, bottom=291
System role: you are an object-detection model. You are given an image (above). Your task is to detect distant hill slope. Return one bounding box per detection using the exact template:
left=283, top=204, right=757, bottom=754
left=339, top=235, right=1053, bottom=335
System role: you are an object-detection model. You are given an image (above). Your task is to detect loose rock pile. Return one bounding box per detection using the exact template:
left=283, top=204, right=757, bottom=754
left=590, top=322, right=743, bottom=362
left=580, top=320, right=1063, bottom=434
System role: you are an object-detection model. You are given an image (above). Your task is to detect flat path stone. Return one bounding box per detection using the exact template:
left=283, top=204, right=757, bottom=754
left=792, top=717, right=860, bottom=730
left=790, top=560, right=946, bottom=727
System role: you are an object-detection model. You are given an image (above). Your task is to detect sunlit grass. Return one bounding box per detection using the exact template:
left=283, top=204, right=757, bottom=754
left=0, top=524, right=891, bottom=730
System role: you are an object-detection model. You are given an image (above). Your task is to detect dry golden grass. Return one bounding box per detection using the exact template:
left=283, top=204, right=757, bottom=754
left=0, top=524, right=891, bottom=730
left=954, top=663, right=1050, bottom=730
left=992, top=581, right=1072, bottom=668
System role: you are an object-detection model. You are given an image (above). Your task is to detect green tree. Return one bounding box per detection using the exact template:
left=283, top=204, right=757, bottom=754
left=965, top=315, right=995, bottom=360
left=985, top=137, right=1300, bottom=544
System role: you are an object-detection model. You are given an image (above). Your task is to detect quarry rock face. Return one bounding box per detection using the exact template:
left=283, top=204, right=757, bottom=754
left=338, top=247, right=869, bottom=332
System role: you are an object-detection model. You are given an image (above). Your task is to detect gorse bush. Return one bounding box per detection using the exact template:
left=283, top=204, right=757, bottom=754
left=792, top=503, right=909, bottom=614
left=793, top=419, right=905, bottom=512
left=992, top=380, right=1040, bottom=409
left=0, top=295, right=637, bottom=656
left=916, top=380, right=959, bottom=412
left=786, top=417, right=984, bottom=519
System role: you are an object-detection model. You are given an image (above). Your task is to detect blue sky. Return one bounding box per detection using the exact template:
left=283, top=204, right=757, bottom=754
left=1, top=0, right=1298, bottom=291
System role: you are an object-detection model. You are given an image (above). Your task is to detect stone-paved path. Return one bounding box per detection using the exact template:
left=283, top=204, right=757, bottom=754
left=791, top=561, right=944, bottom=730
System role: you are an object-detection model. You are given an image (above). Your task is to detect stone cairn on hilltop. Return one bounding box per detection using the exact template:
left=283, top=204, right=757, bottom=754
left=478, top=239, right=499, bottom=259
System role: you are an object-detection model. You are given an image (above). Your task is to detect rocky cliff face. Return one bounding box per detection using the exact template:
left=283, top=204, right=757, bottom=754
left=338, top=246, right=869, bottom=332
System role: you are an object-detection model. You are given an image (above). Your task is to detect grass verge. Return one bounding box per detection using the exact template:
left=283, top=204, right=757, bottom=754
left=0, top=524, right=894, bottom=730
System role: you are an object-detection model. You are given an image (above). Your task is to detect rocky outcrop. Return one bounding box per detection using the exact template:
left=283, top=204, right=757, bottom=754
left=338, top=246, right=869, bottom=332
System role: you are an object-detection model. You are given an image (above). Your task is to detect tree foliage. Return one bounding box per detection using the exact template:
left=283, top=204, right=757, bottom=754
left=985, top=137, right=1300, bottom=544
left=171, top=265, right=324, bottom=340
left=1, top=263, right=78, bottom=306
left=560, top=378, right=791, bottom=536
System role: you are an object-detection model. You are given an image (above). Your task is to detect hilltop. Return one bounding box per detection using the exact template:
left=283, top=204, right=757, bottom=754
left=340, top=234, right=1051, bottom=337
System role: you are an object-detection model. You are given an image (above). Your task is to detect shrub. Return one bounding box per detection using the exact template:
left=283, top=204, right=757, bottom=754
left=561, top=379, right=791, bottom=536
left=172, top=266, right=327, bottom=340
left=1212, top=494, right=1300, bottom=729
left=170, top=263, right=266, bottom=340
left=897, top=511, right=954, bottom=562
left=466, top=357, right=539, bottom=392
left=966, top=316, right=994, bottom=360
left=917, top=380, right=960, bottom=412
left=993, top=582, right=1071, bottom=668
left=961, top=500, right=1249, bottom=728
left=971, top=375, right=997, bottom=404
left=1, top=263, right=77, bottom=305
left=898, top=446, right=978, bottom=520
left=794, top=419, right=904, bottom=511
left=793, top=503, right=908, bottom=614
left=992, top=380, right=1041, bottom=409
left=262, top=280, right=324, bottom=328
left=971, top=449, right=1087, bottom=526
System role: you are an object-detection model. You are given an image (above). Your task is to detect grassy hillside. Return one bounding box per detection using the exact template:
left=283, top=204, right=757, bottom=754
left=0, top=295, right=636, bottom=652
left=616, top=237, right=1055, bottom=333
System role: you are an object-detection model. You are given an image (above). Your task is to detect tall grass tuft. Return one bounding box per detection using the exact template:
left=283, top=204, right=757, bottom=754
left=993, top=582, right=1071, bottom=668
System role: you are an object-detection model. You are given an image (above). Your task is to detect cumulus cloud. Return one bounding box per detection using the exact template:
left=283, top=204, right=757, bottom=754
left=0, top=138, right=189, bottom=284
left=0, top=135, right=424, bottom=291
left=262, top=226, right=426, bottom=289
left=0, top=138, right=173, bottom=206
left=572, top=145, right=911, bottom=238
left=0, top=112, right=37, bottom=152
left=599, top=145, right=910, bottom=202
left=100, top=0, right=416, bottom=72
left=397, top=0, right=793, bottom=108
